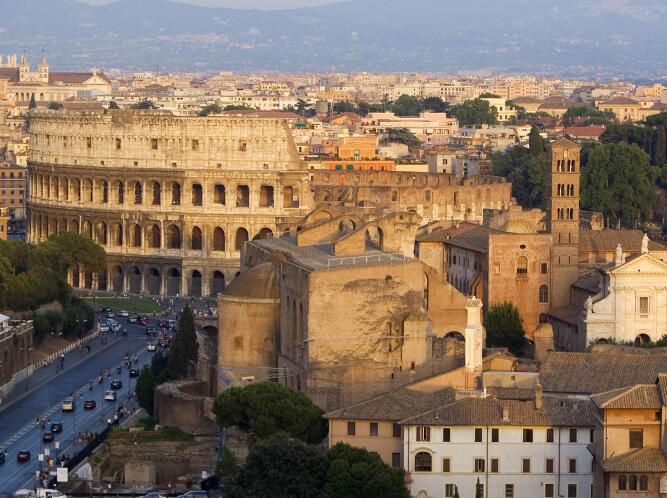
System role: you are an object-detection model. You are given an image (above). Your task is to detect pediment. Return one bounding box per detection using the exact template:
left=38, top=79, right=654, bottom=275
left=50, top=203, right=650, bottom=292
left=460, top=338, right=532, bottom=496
left=612, top=253, right=667, bottom=275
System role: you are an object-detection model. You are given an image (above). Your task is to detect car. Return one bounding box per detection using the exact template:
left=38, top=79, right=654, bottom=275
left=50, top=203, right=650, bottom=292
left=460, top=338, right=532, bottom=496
left=127, top=316, right=138, bottom=323
left=42, top=432, right=55, bottom=443
left=110, top=379, right=123, bottom=390
left=50, top=422, right=63, bottom=433
left=146, top=326, right=158, bottom=336
left=16, top=450, right=31, bottom=462
left=177, top=491, right=208, bottom=498
left=99, top=324, right=109, bottom=333
left=104, top=391, right=117, bottom=401
left=167, top=319, right=176, bottom=328
left=137, top=317, right=149, bottom=326
left=119, top=311, right=129, bottom=317
left=106, top=311, right=115, bottom=318
left=83, top=400, right=96, bottom=410
left=147, top=342, right=156, bottom=352
left=129, top=368, right=139, bottom=378
left=61, top=398, right=75, bottom=412
left=111, top=323, right=121, bottom=332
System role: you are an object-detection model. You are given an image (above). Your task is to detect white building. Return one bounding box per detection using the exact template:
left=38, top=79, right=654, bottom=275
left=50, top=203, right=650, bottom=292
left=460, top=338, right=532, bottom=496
left=400, top=389, right=595, bottom=498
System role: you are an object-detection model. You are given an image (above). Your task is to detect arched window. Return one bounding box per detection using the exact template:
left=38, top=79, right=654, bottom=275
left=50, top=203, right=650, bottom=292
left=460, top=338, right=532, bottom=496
left=116, top=181, right=124, bottom=204
left=101, top=180, right=109, bottom=203
left=235, top=227, right=248, bottom=251
left=152, top=181, right=161, bottom=205
left=111, top=223, right=123, bottom=246
left=167, top=224, right=181, bottom=249
left=191, top=226, right=202, bottom=250
left=214, top=184, right=225, bottom=205
left=171, top=182, right=181, bottom=205
left=539, top=285, right=549, bottom=304
left=618, top=475, right=627, bottom=490
left=129, top=224, right=141, bottom=247
left=192, top=183, right=203, bottom=206
left=147, top=224, right=161, bottom=248
left=414, top=452, right=432, bottom=472
left=639, top=475, right=648, bottom=491
left=134, top=182, right=142, bottom=204
left=213, top=227, right=225, bottom=251
left=517, top=256, right=528, bottom=274
left=628, top=475, right=637, bottom=491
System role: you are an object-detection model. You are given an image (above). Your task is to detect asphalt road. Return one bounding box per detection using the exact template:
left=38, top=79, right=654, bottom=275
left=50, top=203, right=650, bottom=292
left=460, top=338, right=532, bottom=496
left=0, top=315, right=164, bottom=495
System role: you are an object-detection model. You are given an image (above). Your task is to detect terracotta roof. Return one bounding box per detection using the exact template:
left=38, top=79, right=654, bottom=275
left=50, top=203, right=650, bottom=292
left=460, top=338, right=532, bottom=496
left=591, top=384, right=662, bottom=409
left=601, top=448, right=667, bottom=473
left=443, top=223, right=499, bottom=253
left=658, top=373, right=667, bottom=403
left=540, top=352, right=667, bottom=394
left=599, top=97, right=640, bottom=106
left=510, top=96, right=542, bottom=104
left=539, top=97, right=578, bottom=110
left=0, top=68, right=20, bottom=82
left=485, top=387, right=535, bottom=400
left=550, top=137, right=580, bottom=149
left=572, top=271, right=602, bottom=294
left=324, top=386, right=455, bottom=422
left=564, top=126, right=606, bottom=138
left=400, top=395, right=595, bottom=427
left=579, top=230, right=665, bottom=253
left=48, top=72, right=111, bottom=85
left=651, top=102, right=667, bottom=110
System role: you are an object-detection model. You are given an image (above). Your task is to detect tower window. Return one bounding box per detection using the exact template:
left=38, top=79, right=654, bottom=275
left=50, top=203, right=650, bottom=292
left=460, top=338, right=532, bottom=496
left=516, top=256, right=528, bottom=275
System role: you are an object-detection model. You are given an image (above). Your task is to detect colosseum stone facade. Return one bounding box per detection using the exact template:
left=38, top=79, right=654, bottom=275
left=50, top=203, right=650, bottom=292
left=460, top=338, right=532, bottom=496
left=27, top=110, right=312, bottom=297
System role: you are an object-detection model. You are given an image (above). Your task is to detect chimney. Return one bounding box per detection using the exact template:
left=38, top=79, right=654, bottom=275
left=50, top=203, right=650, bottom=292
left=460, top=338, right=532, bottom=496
left=535, top=382, right=543, bottom=410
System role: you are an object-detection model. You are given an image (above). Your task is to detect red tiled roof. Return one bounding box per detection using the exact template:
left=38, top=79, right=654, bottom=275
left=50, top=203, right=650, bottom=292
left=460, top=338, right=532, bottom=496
left=564, top=126, right=606, bottom=139
left=48, top=72, right=111, bottom=85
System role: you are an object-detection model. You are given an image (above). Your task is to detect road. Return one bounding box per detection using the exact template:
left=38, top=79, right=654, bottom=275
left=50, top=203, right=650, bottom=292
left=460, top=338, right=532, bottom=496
left=0, top=315, right=164, bottom=495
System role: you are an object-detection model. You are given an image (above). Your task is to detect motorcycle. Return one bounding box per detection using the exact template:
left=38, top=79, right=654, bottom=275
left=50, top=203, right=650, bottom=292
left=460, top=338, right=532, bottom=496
left=116, top=366, right=122, bottom=374
left=88, top=382, right=93, bottom=390
left=98, top=376, right=103, bottom=384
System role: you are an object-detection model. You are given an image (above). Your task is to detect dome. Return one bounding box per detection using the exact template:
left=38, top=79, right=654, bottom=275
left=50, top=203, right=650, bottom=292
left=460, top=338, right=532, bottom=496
left=222, top=263, right=278, bottom=300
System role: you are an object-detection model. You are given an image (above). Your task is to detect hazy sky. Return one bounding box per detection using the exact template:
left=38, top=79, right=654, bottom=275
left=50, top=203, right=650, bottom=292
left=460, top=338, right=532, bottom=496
left=81, top=0, right=344, bottom=8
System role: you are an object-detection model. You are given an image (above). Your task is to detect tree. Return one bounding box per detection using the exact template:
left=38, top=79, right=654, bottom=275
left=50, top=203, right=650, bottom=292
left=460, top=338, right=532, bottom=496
left=130, top=99, right=157, bottom=109
left=167, top=305, right=198, bottom=379
left=382, top=128, right=421, bottom=147
left=320, top=443, right=410, bottom=498
left=295, top=99, right=315, bottom=118
left=491, top=139, right=547, bottom=209
left=47, top=102, right=62, bottom=110
left=198, top=104, right=222, bottom=116
left=581, top=142, right=660, bottom=226
left=108, top=101, right=120, bottom=110
left=151, top=351, right=170, bottom=384
left=136, top=365, right=156, bottom=415
left=479, top=92, right=501, bottom=98
left=484, top=302, right=525, bottom=354
left=528, top=126, right=546, bottom=156
left=225, top=433, right=327, bottom=498
left=212, top=381, right=327, bottom=444
left=450, top=98, right=498, bottom=126
left=562, top=106, right=614, bottom=127
left=223, top=105, right=254, bottom=111
left=653, top=125, right=666, bottom=166
left=421, top=96, right=447, bottom=113
left=332, top=101, right=358, bottom=114
left=28, top=94, right=37, bottom=109
left=391, top=94, right=423, bottom=117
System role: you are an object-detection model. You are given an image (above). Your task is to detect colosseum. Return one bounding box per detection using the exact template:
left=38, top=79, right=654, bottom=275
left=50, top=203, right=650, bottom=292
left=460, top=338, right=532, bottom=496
left=27, top=110, right=313, bottom=296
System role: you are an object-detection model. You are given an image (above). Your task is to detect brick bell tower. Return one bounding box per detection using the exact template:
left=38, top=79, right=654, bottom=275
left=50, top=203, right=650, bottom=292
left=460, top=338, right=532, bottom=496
left=546, top=138, right=581, bottom=310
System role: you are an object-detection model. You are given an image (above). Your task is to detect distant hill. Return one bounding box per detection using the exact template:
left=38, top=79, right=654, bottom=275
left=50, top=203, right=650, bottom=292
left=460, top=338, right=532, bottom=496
left=1, top=0, right=666, bottom=78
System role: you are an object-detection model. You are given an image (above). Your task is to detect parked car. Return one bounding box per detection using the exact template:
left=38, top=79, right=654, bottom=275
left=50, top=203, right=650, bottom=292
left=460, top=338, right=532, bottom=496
left=42, top=432, right=55, bottom=443
left=146, top=326, right=158, bottom=336
left=110, top=379, right=123, bottom=390
left=50, top=422, right=63, bottom=433
left=137, top=317, right=149, bottom=326
left=129, top=368, right=139, bottom=378
left=106, top=312, right=115, bottom=318
left=119, top=311, right=129, bottom=317
left=61, top=398, right=75, bottom=412
left=16, top=450, right=31, bottom=462
left=83, top=400, right=96, bottom=410
left=36, top=489, right=67, bottom=498
left=147, top=342, right=156, bottom=352
left=127, top=316, right=138, bottom=324
left=167, top=319, right=177, bottom=329
left=104, top=391, right=117, bottom=401
left=99, top=324, right=109, bottom=333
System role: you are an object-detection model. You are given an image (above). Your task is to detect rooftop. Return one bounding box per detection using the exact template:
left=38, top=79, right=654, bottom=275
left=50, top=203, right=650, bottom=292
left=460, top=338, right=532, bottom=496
left=580, top=230, right=666, bottom=253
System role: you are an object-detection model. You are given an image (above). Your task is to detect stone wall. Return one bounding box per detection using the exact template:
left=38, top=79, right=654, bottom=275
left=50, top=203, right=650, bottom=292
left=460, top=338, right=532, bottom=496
left=154, top=379, right=218, bottom=434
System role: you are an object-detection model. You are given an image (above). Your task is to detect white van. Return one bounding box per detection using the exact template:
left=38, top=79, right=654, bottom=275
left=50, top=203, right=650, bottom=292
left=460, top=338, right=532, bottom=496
left=37, top=489, right=67, bottom=498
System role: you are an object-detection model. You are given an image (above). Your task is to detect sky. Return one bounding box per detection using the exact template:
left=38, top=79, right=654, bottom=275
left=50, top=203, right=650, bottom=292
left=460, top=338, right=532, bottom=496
left=81, top=0, right=343, bottom=8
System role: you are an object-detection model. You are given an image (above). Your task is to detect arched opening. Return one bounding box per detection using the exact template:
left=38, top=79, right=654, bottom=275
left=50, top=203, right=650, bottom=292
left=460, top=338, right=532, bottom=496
left=111, top=266, right=123, bottom=293
left=191, top=226, right=202, bottom=250
left=192, top=183, right=203, bottom=206
left=101, top=180, right=109, bottom=203
left=214, top=184, right=225, bottom=205
left=167, top=268, right=181, bottom=296
left=423, top=272, right=429, bottom=310
left=83, top=271, right=93, bottom=289
left=134, top=181, right=143, bottom=204
left=235, top=227, right=248, bottom=251
left=365, top=225, right=383, bottom=250
left=339, top=219, right=356, bottom=233
left=128, top=266, right=141, bottom=294
left=190, top=270, right=202, bottom=297
left=83, top=179, right=93, bottom=202
left=70, top=219, right=79, bottom=234
left=111, top=223, right=123, bottom=246
left=167, top=224, right=181, bottom=249
left=236, top=185, right=249, bottom=207
left=283, top=185, right=298, bottom=207
left=152, top=181, right=161, bottom=205
left=147, top=224, right=161, bottom=249
left=444, top=331, right=465, bottom=341
left=414, top=452, right=432, bottom=472
left=319, top=190, right=331, bottom=202
left=147, top=268, right=161, bottom=295
left=171, top=182, right=181, bottom=205
left=72, top=178, right=81, bottom=202
left=62, top=178, right=69, bottom=201
left=82, top=220, right=92, bottom=239
left=256, top=227, right=273, bottom=240
left=94, top=222, right=107, bottom=245
left=128, top=224, right=141, bottom=247
left=635, top=334, right=651, bottom=346
left=97, top=270, right=108, bottom=291
left=211, top=271, right=225, bottom=296
left=213, top=227, right=225, bottom=251
left=116, top=181, right=124, bottom=204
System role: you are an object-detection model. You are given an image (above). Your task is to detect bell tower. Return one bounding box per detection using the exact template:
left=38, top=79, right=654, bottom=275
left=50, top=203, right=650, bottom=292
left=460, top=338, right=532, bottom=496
left=547, top=138, right=581, bottom=309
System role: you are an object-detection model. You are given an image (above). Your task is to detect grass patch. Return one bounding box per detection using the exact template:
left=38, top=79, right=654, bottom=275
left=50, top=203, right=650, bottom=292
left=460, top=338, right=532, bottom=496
left=83, top=297, right=163, bottom=314
left=109, top=426, right=193, bottom=443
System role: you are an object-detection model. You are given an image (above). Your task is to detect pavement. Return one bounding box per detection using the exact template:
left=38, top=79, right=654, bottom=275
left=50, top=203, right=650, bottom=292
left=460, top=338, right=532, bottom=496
left=0, top=314, right=166, bottom=496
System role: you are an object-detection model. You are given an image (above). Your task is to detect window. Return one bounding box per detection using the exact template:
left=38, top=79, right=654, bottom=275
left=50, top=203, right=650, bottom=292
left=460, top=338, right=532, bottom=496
left=236, top=185, right=249, bottom=207
left=417, top=426, right=431, bottom=442
left=445, top=484, right=456, bottom=497
left=590, top=429, right=594, bottom=443
left=639, top=296, right=649, bottom=316
left=541, top=262, right=548, bottom=274
left=391, top=453, right=401, bottom=468
left=545, top=483, right=555, bottom=497
left=629, top=429, right=644, bottom=449
left=474, top=458, right=485, bottom=473
left=567, top=484, right=577, bottom=498
left=505, top=484, right=514, bottom=498
left=490, top=458, right=499, bottom=473
left=86, top=137, right=92, bottom=148
left=192, top=139, right=199, bottom=151
left=370, top=422, right=378, bottom=437
left=171, top=182, right=181, bottom=205
left=474, top=428, right=483, bottom=442
left=546, top=458, right=554, bottom=473
left=393, top=423, right=401, bottom=438
left=569, top=458, right=577, bottom=473
left=618, top=475, right=627, bottom=490
left=151, top=138, right=158, bottom=149
left=516, top=256, right=528, bottom=274
left=192, top=183, right=203, bottom=206
left=523, top=428, right=533, bottom=442
left=442, top=458, right=450, bottom=473
left=546, top=428, right=554, bottom=443
left=569, top=428, right=577, bottom=443
left=115, top=138, right=121, bottom=150
left=443, top=428, right=451, bottom=442
left=522, top=458, right=531, bottom=473
left=539, top=285, right=549, bottom=304
left=415, top=452, right=432, bottom=472
left=347, top=421, right=355, bottom=436
left=629, top=475, right=638, bottom=490
left=214, top=184, right=226, bottom=205
left=233, top=336, right=243, bottom=349
left=491, top=428, right=499, bottom=442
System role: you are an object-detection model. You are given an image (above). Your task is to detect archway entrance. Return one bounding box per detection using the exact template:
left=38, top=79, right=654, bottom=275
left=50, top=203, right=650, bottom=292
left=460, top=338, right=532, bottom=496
left=211, top=271, right=225, bottom=297
left=112, top=266, right=123, bottom=293
left=190, top=270, right=202, bottom=297
left=128, top=266, right=141, bottom=294
left=167, top=268, right=181, bottom=296
left=147, top=268, right=161, bottom=295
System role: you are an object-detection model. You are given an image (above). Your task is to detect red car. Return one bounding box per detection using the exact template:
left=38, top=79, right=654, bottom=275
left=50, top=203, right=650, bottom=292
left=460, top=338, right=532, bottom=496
left=137, top=317, right=149, bottom=326
left=84, top=400, right=97, bottom=410
left=16, top=451, right=31, bottom=463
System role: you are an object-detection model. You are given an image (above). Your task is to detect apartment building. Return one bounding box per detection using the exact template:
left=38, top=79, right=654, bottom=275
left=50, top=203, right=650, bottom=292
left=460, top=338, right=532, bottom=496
left=0, top=164, right=26, bottom=220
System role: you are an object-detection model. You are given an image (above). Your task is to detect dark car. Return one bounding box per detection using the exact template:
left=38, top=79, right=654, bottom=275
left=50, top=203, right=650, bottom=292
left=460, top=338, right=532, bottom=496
left=137, top=317, right=149, bottom=326
left=83, top=400, right=96, bottom=410
left=42, top=432, right=55, bottom=443
left=16, top=450, right=31, bottom=463
left=129, top=368, right=139, bottom=378
left=110, top=379, right=123, bottom=390
left=50, top=422, right=63, bottom=433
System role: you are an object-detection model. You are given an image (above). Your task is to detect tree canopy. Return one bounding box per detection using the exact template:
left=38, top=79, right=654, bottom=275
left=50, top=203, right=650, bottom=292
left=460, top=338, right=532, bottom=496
left=130, top=99, right=157, bottom=109
left=580, top=142, right=660, bottom=226
left=562, top=106, right=615, bottom=126
left=198, top=104, right=222, bottom=116
left=391, top=94, right=424, bottom=117
left=483, top=302, right=525, bottom=354
left=213, top=381, right=327, bottom=444
left=136, top=365, right=156, bottom=415
left=167, top=305, right=198, bottom=379
left=382, top=128, right=421, bottom=147
left=108, top=101, right=120, bottom=110
left=449, top=98, right=498, bottom=126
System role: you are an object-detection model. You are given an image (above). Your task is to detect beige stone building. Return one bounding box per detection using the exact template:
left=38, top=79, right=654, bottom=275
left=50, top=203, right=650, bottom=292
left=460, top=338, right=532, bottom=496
left=27, top=109, right=312, bottom=296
